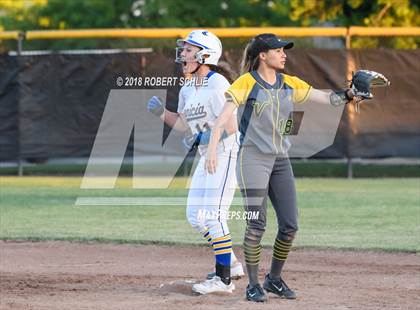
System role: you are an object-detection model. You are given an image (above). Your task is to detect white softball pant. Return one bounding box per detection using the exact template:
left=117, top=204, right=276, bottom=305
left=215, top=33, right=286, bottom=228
left=186, top=148, right=237, bottom=240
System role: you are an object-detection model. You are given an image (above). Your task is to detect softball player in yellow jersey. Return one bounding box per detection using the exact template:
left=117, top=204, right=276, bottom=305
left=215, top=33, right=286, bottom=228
left=206, top=33, right=358, bottom=302
left=147, top=30, right=244, bottom=295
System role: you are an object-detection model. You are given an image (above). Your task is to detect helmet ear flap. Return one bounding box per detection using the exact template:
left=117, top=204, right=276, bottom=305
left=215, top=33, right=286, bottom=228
left=194, top=50, right=207, bottom=64
left=195, top=49, right=217, bottom=65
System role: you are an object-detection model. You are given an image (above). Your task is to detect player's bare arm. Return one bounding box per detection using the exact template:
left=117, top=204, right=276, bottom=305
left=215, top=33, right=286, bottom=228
left=160, top=109, right=189, bottom=132
left=308, top=70, right=390, bottom=111
left=308, top=88, right=354, bottom=105
left=147, top=96, right=189, bottom=132
left=205, top=96, right=237, bottom=174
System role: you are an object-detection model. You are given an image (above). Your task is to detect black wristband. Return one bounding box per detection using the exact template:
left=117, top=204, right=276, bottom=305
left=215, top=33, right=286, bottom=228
left=330, top=89, right=352, bottom=107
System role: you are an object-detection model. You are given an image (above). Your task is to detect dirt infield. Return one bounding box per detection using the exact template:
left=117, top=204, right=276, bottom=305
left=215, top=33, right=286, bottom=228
left=1, top=241, right=419, bottom=310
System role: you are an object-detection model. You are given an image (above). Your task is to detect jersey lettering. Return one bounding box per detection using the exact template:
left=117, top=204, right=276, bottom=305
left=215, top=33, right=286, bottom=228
left=184, top=103, right=207, bottom=121
left=252, top=100, right=271, bottom=117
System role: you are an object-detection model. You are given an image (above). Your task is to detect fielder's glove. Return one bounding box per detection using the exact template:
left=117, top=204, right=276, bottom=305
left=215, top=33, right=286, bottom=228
left=350, top=70, right=390, bottom=112
left=147, top=96, right=164, bottom=117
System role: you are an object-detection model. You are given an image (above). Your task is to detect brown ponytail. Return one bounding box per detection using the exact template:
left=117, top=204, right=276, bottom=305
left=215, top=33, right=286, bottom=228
left=240, top=40, right=260, bottom=75
left=208, top=61, right=236, bottom=84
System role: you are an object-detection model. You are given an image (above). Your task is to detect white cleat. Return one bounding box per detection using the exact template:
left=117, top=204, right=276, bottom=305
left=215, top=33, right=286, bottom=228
left=192, top=276, right=235, bottom=295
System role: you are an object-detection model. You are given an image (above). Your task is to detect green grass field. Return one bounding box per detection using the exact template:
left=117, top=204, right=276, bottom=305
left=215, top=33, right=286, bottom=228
left=0, top=177, right=418, bottom=252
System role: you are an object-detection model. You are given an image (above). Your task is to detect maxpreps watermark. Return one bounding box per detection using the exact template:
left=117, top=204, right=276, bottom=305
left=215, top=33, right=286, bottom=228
left=116, top=76, right=209, bottom=87
left=197, top=209, right=260, bottom=221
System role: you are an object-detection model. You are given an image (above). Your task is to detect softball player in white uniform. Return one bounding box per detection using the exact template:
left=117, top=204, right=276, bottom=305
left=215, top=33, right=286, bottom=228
left=147, top=30, right=244, bottom=294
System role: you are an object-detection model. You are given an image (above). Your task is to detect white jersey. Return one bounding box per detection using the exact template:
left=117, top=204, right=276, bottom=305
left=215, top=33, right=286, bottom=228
left=177, top=72, right=238, bottom=156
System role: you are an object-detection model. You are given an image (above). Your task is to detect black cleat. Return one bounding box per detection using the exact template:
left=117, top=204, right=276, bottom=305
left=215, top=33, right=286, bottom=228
left=263, top=274, right=297, bottom=299
left=246, top=284, right=267, bottom=302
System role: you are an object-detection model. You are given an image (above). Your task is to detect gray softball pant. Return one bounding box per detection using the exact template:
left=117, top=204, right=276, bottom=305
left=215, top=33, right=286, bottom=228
left=236, top=145, right=298, bottom=242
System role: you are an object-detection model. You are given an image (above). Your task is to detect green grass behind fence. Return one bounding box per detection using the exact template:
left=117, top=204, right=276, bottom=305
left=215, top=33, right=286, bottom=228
left=1, top=161, right=419, bottom=177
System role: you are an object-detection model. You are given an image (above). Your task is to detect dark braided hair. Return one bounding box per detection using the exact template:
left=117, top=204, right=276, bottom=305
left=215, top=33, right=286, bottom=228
left=208, top=61, right=236, bottom=84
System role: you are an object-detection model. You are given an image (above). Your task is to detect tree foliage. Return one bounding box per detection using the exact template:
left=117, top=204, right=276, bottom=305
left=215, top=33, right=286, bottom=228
left=0, top=0, right=418, bottom=49
left=289, top=0, right=420, bottom=48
